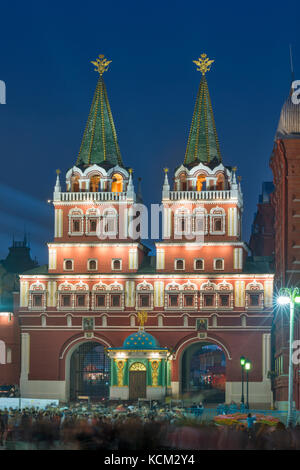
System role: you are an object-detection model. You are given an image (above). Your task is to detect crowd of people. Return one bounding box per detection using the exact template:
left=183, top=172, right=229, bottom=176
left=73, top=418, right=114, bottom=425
left=1, top=401, right=300, bottom=450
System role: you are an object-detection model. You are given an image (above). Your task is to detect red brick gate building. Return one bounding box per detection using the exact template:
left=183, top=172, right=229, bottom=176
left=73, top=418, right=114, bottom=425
left=2, top=55, right=274, bottom=406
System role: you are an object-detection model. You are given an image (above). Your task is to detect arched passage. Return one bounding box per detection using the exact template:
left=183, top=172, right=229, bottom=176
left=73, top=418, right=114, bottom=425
left=181, top=341, right=226, bottom=403
left=69, top=341, right=110, bottom=401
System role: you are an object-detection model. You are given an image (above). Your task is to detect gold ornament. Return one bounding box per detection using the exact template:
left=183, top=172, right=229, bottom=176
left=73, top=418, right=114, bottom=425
left=137, top=311, right=148, bottom=328
left=116, top=359, right=125, bottom=386
left=150, top=360, right=160, bottom=387
left=91, top=54, right=112, bottom=76
left=193, top=53, right=214, bottom=75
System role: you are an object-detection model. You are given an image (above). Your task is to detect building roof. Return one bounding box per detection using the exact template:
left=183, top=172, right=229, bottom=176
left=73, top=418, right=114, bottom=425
left=76, top=76, right=123, bottom=168
left=275, top=86, right=300, bottom=139
left=184, top=74, right=222, bottom=166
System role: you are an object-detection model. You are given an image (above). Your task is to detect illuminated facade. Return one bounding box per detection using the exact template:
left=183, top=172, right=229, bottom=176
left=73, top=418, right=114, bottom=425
left=270, top=85, right=300, bottom=410
left=10, top=55, right=274, bottom=405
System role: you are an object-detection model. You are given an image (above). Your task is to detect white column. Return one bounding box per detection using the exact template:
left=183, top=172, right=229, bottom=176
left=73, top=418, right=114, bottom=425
left=20, top=333, right=30, bottom=381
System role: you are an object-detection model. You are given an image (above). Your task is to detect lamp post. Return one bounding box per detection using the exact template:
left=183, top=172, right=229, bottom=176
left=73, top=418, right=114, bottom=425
left=277, top=287, right=300, bottom=427
left=245, top=359, right=252, bottom=410
left=240, top=356, right=246, bottom=405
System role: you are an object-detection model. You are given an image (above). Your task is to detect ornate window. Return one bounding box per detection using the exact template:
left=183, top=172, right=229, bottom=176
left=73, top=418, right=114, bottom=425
left=136, top=280, right=153, bottom=309
left=210, top=207, right=226, bottom=235
left=86, top=208, right=100, bottom=235
left=92, top=282, right=108, bottom=310
left=29, top=281, right=46, bottom=310
left=102, top=208, right=118, bottom=237
left=109, top=282, right=124, bottom=310
left=68, top=208, right=84, bottom=236
left=58, top=282, right=74, bottom=309
left=74, top=282, right=89, bottom=310
left=217, top=280, right=233, bottom=308
left=165, top=281, right=182, bottom=309
left=245, top=281, right=264, bottom=309
left=193, top=208, right=208, bottom=236
left=200, top=280, right=217, bottom=309
left=174, top=208, right=191, bottom=238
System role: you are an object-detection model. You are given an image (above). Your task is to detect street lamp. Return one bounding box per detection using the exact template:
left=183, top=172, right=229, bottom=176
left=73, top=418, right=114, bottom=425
left=277, top=287, right=300, bottom=426
left=245, top=359, right=252, bottom=410
left=240, top=356, right=246, bottom=404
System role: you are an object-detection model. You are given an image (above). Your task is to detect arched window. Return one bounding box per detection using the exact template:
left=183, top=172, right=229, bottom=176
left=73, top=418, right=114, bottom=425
left=111, top=173, right=123, bottom=192
left=88, top=259, right=97, bottom=271
left=194, top=258, right=204, bottom=270
left=196, top=174, right=206, bottom=191
left=175, top=259, right=184, bottom=270
left=103, top=209, right=118, bottom=237
left=175, top=208, right=190, bottom=237
left=193, top=208, right=208, bottom=235
left=71, top=174, right=80, bottom=192
left=216, top=174, right=225, bottom=190
left=69, top=208, right=84, bottom=235
left=214, top=258, right=224, bottom=270
left=210, top=207, right=225, bottom=234
left=112, top=259, right=121, bottom=270
left=90, top=175, right=101, bottom=192
left=64, top=259, right=74, bottom=271
left=179, top=173, right=187, bottom=191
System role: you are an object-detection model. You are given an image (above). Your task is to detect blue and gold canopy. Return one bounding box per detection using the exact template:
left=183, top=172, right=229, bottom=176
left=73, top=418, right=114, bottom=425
left=122, top=331, right=161, bottom=350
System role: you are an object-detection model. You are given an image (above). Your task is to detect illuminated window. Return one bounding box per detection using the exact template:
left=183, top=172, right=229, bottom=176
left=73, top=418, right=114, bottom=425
left=90, top=175, right=100, bottom=192
left=111, top=173, right=123, bottom=192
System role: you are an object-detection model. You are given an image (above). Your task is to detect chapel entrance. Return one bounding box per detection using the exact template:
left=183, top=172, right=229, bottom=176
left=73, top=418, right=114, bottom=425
left=70, top=342, right=110, bottom=401
left=129, top=362, right=147, bottom=400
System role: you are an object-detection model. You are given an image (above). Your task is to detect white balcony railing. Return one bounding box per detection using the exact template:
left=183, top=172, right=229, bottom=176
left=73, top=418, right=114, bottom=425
left=58, top=191, right=128, bottom=202
left=169, top=190, right=234, bottom=201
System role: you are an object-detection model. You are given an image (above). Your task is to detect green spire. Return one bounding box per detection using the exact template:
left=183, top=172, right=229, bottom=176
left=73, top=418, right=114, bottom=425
left=184, top=55, right=221, bottom=166
left=76, top=55, right=123, bottom=167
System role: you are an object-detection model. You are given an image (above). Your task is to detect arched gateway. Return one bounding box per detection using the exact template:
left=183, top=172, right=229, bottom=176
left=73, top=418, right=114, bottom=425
left=181, top=341, right=226, bottom=403
left=69, top=342, right=110, bottom=401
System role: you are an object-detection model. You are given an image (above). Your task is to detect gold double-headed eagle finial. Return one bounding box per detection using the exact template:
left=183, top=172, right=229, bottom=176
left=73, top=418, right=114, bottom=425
left=91, top=54, right=112, bottom=76
left=193, top=53, right=214, bottom=75
left=137, top=311, right=148, bottom=329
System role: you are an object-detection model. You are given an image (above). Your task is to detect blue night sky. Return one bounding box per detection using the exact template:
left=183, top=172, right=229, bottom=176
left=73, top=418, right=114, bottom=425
left=0, top=0, right=299, bottom=265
